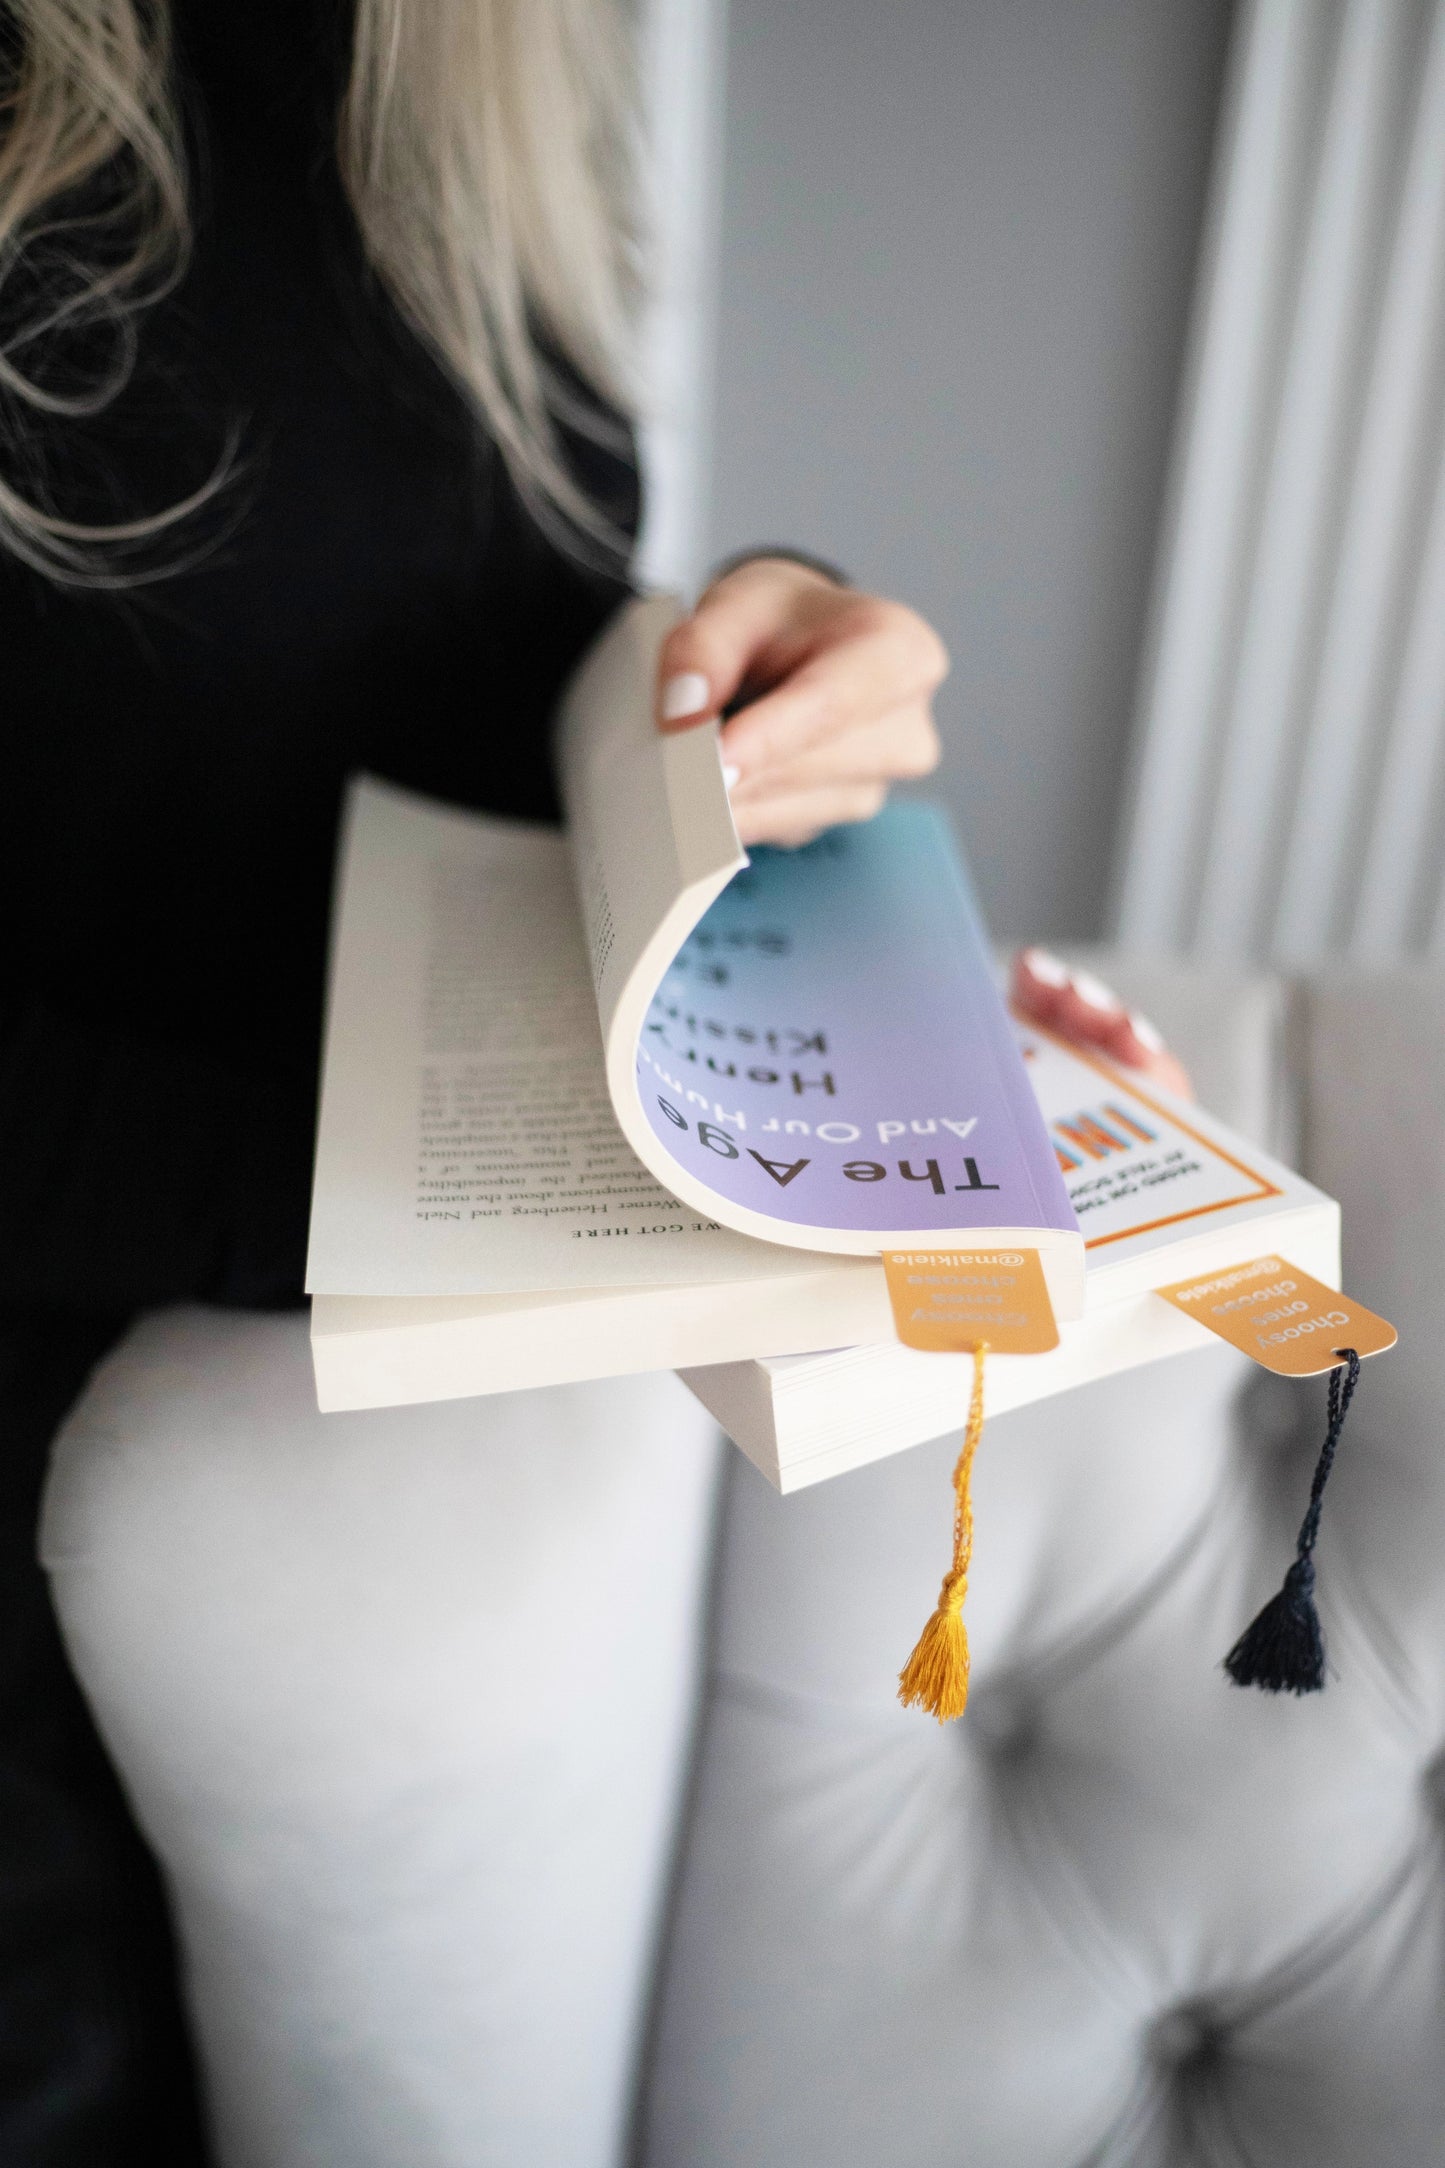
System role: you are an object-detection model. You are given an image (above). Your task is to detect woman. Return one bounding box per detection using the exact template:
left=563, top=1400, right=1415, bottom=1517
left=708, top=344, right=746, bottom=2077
left=1, top=3, right=1181, bottom=2161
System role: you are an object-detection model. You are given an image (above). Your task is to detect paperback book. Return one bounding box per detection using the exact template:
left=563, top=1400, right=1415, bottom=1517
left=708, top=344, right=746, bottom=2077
left=306, top=598, right=1339, bottom=1489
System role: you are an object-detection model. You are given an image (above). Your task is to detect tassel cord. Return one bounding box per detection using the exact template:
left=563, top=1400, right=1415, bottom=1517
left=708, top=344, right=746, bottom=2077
left=898, top=1343, right=987, bottom=1722
left=1222, top=1346, right=1361, bottom=1695
left=942, top=1342, right=986, bottom=1612
left=1293, top=1349, right=1361, bottom=1563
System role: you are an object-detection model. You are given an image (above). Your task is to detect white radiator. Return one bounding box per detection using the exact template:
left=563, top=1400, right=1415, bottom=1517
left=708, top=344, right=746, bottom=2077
left=1112, top=0, right=1445, bottom=963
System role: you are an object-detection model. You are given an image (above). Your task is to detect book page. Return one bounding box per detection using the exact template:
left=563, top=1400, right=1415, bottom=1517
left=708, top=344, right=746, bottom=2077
left=558, top=598, right=1082, bottom=1278
left=631, top=806, right=1080, bottom=1245
left=305, top=779, right=795, bottom=1297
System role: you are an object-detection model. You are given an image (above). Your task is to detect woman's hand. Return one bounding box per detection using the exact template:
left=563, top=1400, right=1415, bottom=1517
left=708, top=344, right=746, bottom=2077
left=655, top=562, right=1189, bottom=1094
left=1011, top=948, right=1194, bottom=1099
left=655, top=556, right=946, bottom=846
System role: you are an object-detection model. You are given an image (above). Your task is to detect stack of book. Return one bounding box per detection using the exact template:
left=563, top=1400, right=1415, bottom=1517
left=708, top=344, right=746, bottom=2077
left=306, top=599, right=1337, bottom=1491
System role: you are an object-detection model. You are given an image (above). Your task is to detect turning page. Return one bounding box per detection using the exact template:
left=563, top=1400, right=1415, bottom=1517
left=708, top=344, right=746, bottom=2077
left=558, top=597, right=1084, bottom=1306
left=309, top=595, right=1083, bottom=1312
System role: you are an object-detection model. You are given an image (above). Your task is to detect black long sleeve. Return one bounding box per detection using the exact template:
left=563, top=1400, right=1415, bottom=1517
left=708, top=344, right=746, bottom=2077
left=0, top=0, right=638, bottom=1322
left=0, top=10, right=645, bottom=2159
left=0, top=1002, right=316, bottom=1315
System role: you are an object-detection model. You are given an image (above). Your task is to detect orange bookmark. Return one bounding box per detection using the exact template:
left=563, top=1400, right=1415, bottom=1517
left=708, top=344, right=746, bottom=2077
left=881, top=1248, right=1060, bottom=1358
left=1155, top=1255, right=1396, bottom=1376
left=884, top=1250, right=1058, bottom=1722
left=1156, top=1254, right=1397, bottom=1694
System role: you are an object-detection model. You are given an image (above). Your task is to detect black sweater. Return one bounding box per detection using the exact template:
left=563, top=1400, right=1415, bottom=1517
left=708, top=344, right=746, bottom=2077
left=0, top=0, right=637, bottom=1318
left=0, top=16, right=642, bottom=2156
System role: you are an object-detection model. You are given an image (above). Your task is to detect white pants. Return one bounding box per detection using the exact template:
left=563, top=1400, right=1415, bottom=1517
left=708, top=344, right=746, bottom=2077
left=39, top=1307, right=723, bottom=2168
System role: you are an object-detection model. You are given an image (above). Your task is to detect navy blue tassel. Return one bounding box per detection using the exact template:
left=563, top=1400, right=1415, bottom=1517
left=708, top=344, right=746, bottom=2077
left=1224, top=1350, right=1361, bottom=1695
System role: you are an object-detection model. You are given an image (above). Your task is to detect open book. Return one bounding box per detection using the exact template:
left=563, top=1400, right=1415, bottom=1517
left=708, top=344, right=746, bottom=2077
left=306, top=598, right=1339, bottom=1487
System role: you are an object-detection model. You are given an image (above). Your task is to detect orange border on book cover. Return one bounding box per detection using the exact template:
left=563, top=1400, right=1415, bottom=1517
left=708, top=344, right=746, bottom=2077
left=1014, top=1013, right=1284, bottom=1253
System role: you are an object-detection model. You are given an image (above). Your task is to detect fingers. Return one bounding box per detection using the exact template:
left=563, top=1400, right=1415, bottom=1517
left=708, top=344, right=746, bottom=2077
left=657, top=559, right=947, bottom=737
left=656, top=558, right=843, bottom=732
left=725, top=704, right=940, bottom=806
left=731, top=783, right=888, bottom=848
left=655, top=556, right=949, bottom=849
left=719, top=604, right=947, bottom=783
left=1011, top=948, right=1195, bottom=1099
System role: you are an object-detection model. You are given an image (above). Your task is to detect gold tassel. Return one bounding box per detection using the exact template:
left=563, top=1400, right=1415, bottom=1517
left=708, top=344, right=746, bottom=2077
left=897, top=1343, right=987, bottom=1722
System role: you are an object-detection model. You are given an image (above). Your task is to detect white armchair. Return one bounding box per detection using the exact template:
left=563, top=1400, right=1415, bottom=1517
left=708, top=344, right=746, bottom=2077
left=41, top=961, right=1445, bottom=2168
left=640, top=962, right=1445, bottom=2167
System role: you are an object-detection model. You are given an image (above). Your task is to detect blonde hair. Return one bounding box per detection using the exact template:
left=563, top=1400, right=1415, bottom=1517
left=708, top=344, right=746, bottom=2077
left=0, top=0, right=641, bottom=581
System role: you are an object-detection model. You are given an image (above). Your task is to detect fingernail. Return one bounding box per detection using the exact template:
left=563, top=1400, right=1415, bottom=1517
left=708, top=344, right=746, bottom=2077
left=721, top=762, right=741, bottom=791
left=661, top=670, right=709, bottom=723
left=1022, top=946, right=1069, bottom=989
left=1128, top=1010, right=1165, bottom=1053
left=1071, top=970, right=1121, bottom=1013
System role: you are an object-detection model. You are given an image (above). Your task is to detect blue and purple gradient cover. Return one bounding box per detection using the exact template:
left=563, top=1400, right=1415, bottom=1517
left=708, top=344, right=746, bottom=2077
left=637, top=802, right=1078, bottom=1243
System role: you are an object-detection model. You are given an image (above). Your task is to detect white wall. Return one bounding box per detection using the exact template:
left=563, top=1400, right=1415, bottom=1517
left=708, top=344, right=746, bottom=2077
left=636, top=0, right=728, bottom=593
left=704, top=0, right=1234, bottom=939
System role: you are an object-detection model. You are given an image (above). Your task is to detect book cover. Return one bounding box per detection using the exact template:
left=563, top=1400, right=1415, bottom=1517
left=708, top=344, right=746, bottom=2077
left=633, top=804, right=1077, bottom=1247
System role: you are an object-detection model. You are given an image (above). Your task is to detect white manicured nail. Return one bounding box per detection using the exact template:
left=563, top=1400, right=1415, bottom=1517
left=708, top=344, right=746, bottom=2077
left=1128, top=1010, right=1165, bottom=1052
left=661, top=670, right=709, bottom=723
left=1022, top=947, right=1069, bottom=988
left=1071, top=970, right=1121, bottom=1013
left=721, top=762, right=741, bottom=791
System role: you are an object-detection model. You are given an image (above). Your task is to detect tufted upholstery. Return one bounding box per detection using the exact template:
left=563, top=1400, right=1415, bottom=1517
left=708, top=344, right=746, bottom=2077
left=639, top=965, right=1445, bottom=2168
left=38, top=962, right=1445, bottom=2167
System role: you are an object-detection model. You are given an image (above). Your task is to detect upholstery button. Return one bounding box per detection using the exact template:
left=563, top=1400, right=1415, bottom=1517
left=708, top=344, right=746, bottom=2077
left=1423, top=1747, right=1445, bottom=1815
left=965, top=1686, right=1037, bottom=1762
left=1149, top=2002, right=1219, bottom=2070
